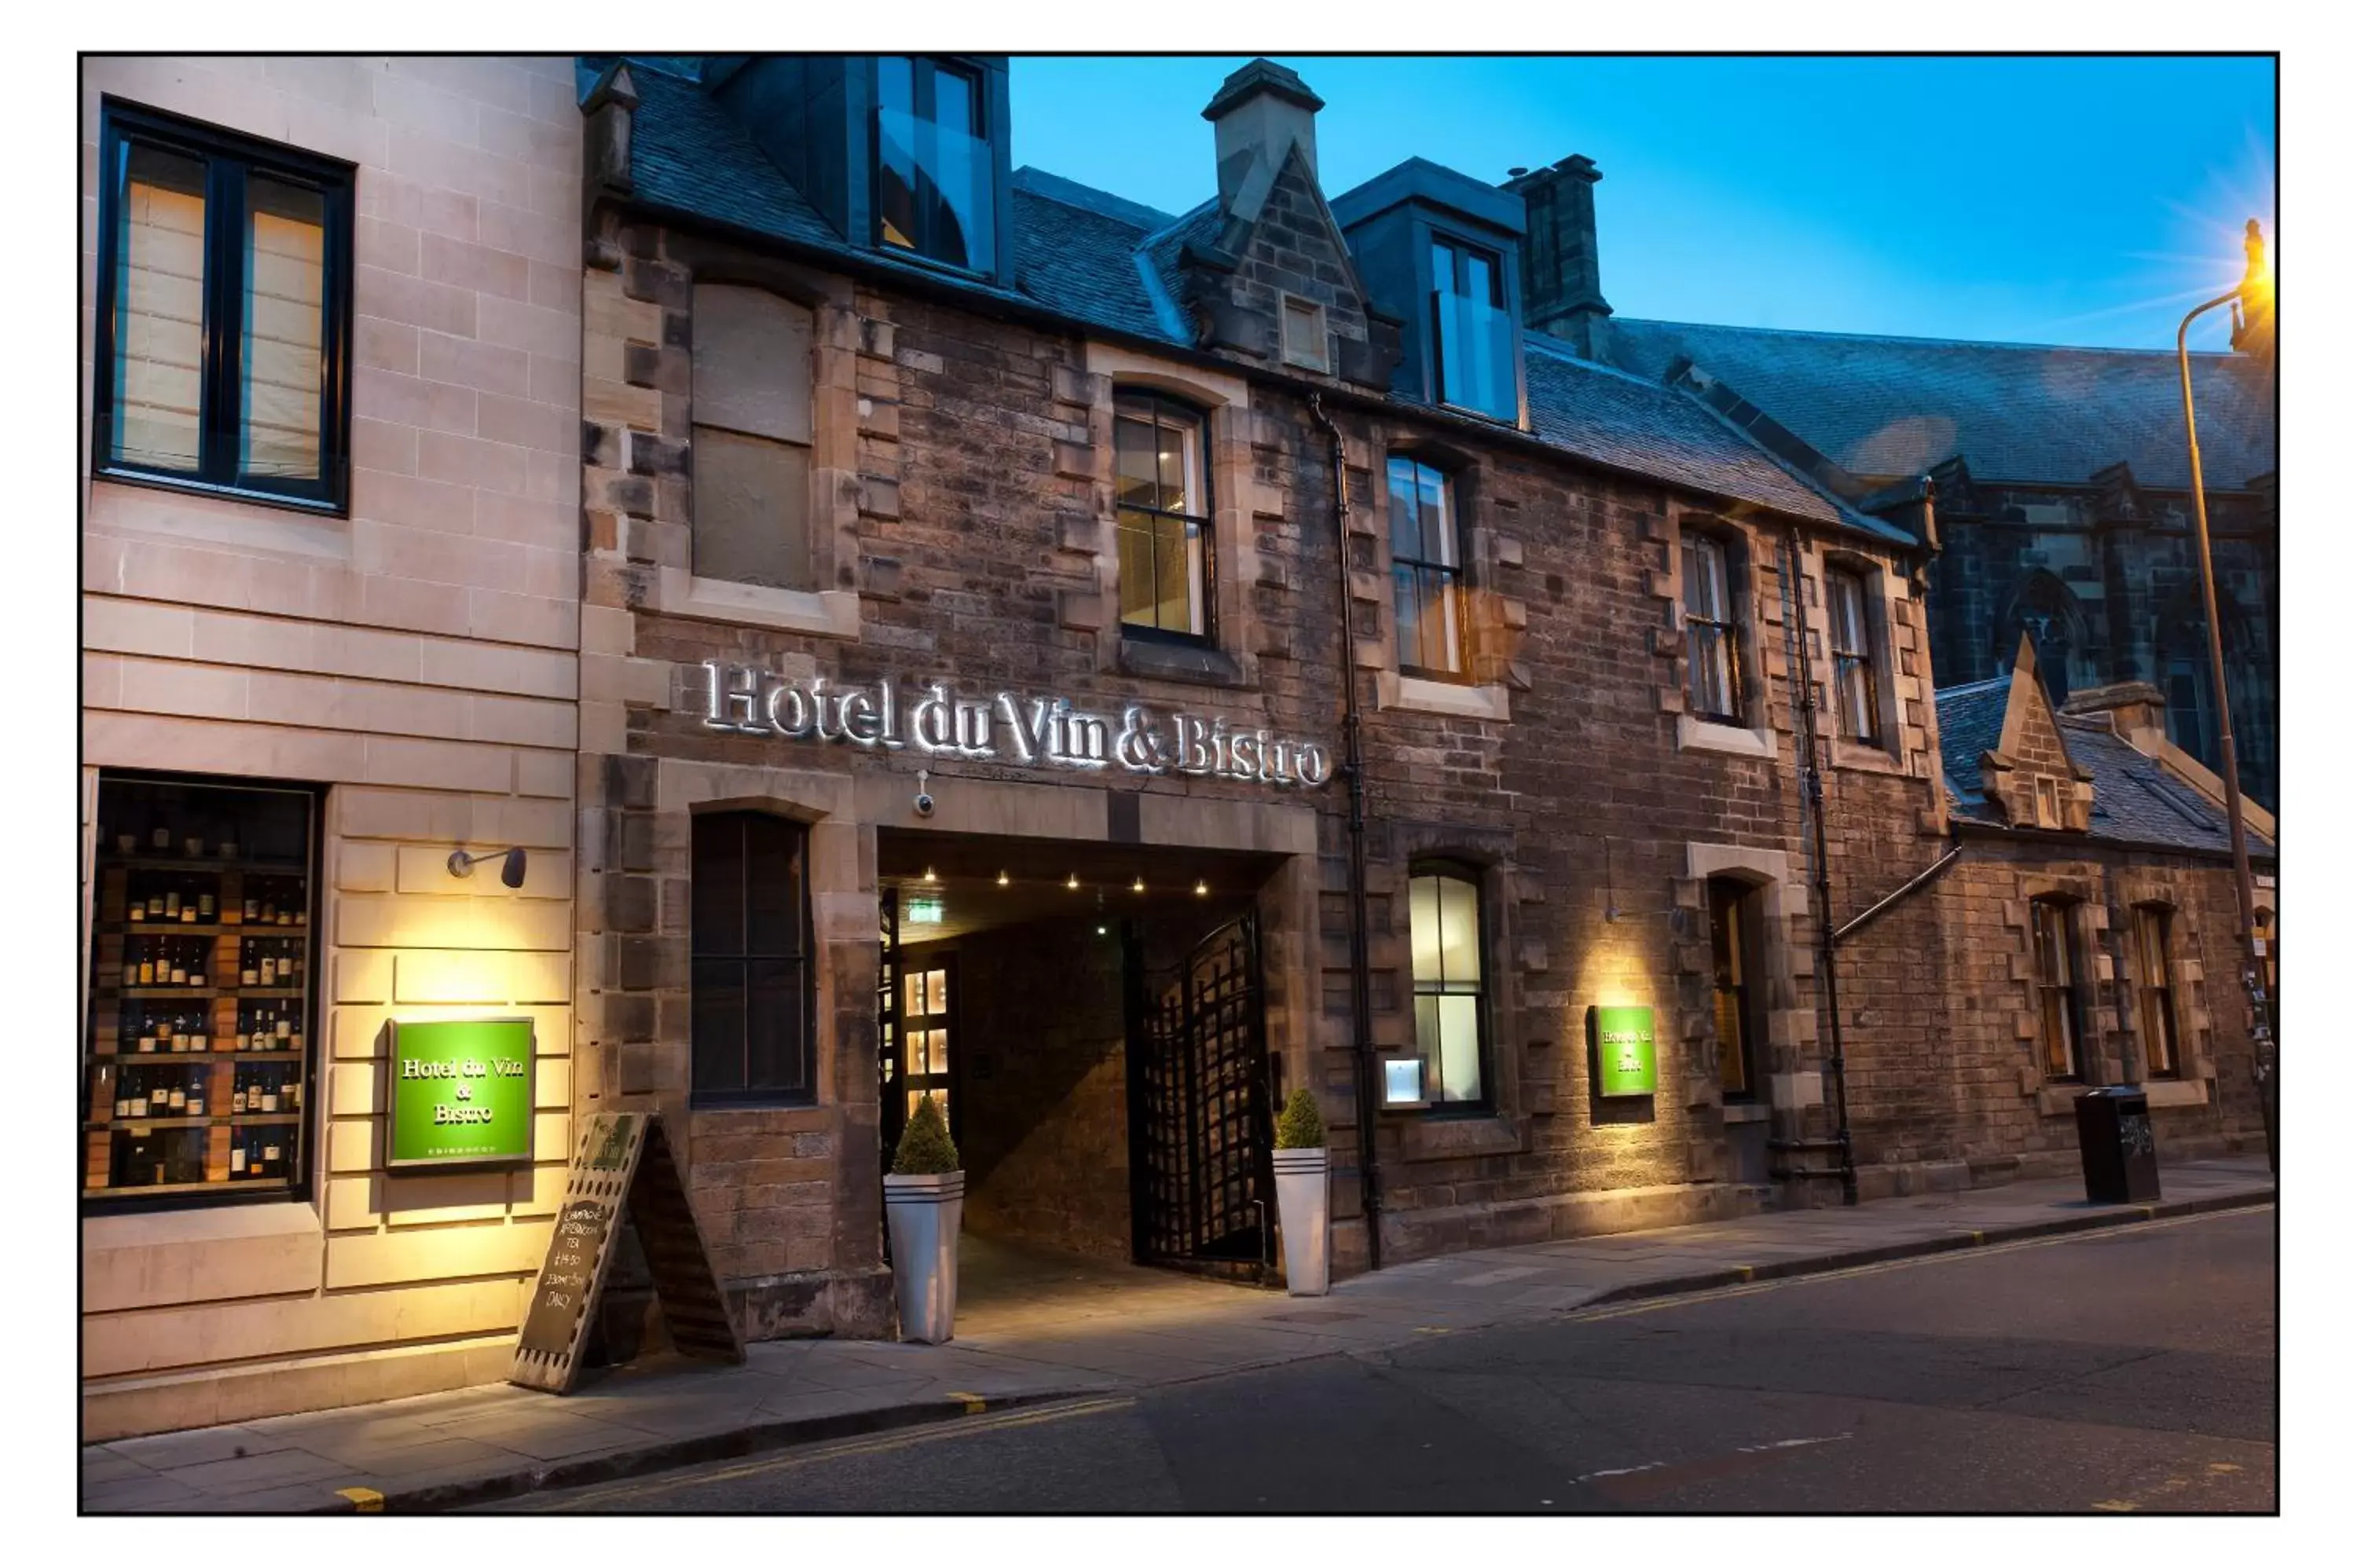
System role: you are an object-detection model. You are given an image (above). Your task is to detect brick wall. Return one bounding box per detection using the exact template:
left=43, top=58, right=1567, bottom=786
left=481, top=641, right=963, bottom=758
left=79, top=56, right=582, bottom=1438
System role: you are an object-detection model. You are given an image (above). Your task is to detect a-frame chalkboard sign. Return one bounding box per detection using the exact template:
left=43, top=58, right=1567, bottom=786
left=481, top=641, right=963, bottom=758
left=510, top=1112, right=743, bottom=1394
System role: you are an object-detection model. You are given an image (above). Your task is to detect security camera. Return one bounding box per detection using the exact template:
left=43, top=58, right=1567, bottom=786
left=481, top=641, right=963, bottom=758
left=913, top=770, right=935, bottom=818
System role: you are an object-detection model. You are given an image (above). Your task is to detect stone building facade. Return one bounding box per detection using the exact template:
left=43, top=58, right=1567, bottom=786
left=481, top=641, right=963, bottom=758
left=78, top=57, right=584, bottom=1438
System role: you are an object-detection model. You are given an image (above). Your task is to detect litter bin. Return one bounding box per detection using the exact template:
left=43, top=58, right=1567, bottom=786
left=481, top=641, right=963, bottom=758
left=2074, top=1086, right=2161, bottom=1203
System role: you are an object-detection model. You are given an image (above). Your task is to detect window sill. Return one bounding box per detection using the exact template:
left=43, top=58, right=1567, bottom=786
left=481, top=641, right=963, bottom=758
left=1831, top=738, right=1904, bottom=775
left=94, top=466, right=346, bottom=520
left=1376, top=672, right=1509, bottom=722
left=656, top=568, right=861, bottom=640
left=2136, top=1077, right=2209, bottom=1108
left=1116, top=636, right=1249, bottom=690
left=1720, top=1102, right=1771, bottom=1124
left=1676, top=715, right=1776, bottom=759
left=1398, top=1112, right=1521, bottom=1163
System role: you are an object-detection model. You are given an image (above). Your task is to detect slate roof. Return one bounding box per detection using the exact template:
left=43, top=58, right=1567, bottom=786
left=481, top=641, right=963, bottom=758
left=1933, top=674, right=2012, bottom=797
left=1605, top=317, right=2276, bottom=493
left=588, top=57, right=1919, bottom=543
left=1932, top=682, right=2272, bottom=855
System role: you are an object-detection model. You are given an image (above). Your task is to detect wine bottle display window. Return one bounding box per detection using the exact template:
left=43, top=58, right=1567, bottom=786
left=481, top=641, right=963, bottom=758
left=83, top=775, right=320, bottom=1205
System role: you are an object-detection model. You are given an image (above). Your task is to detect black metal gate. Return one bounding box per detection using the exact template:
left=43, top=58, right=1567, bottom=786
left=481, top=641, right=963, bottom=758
left=1127, top=914, right=1275, bottom=1278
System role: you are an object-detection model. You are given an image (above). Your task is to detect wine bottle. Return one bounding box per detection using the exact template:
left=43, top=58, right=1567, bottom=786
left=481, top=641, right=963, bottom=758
left=259, top=952, right=276, bottom=986
left=151, top=826, right=171, bottom=852
left=198, top=889, right=215, bottom=920
left=275, top=1008, right=291, bottom=1043
left=229, top=1138, right=247, bottom=1177
left=259, top=1074, right=279, bottom=1114
left=262, top=1133, right=283, bottom=1172
left=168, top=950, right=187, bottom=987
left=186, top=1081, right=205, bottom=1118
left=167, top=1082, right=186, bottom=1114
left=241, top=943, right=258, bottom=987
left=137, top=953, right=155, bottom=986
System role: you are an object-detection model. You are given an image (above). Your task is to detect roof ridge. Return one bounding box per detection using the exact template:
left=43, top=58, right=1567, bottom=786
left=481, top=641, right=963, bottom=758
left=1138, top=195, right=1221, bottom=249
left=1616, top=315, right=2252, bottom=363
left=1010, top=167, right=1175, bottom=233
left=1936, top=675, right=2014, bottom=698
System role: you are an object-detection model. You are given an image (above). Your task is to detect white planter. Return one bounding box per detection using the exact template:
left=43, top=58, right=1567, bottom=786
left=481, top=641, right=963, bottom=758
left=1270, top=1147, right=1331, bottom=1296
left=884, top=1171, right=965, bottom=1343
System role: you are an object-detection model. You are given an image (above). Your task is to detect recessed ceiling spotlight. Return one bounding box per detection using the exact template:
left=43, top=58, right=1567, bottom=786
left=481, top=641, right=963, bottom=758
left=1194, top=879, right=1209, bottom=896
left=922, top=866, right=937, bottom=884
left=1066, top=873, right=1080, bottom=890
left=996, top=870, right=1010, bottom=887
left=1131, top=876, right=1146, bottom=893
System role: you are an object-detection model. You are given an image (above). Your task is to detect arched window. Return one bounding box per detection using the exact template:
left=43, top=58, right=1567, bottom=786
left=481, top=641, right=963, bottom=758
left=691, top=284, right=815, bottom=590
left=1113, top=390, right=1213, bottom=642
left=1999, top=570, right=2088, bottom=702
left=691, top=811, right=814, bottom=1103
left=1387, top=454, right=1465, bottom=679
left=2030, top=896, right=2086, bottom=1083
left=1407, top=864, right=1488, bottom=1106
left=1683, top=529, right=1745, bottom=724
left=2132, top=903, right=2180, bottom=1079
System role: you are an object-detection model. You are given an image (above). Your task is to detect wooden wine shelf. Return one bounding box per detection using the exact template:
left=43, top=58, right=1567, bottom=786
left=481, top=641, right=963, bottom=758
left=100, top=854, right=309, bottom=876
left=88, top=1112, right=303, bottom=1131
left=115, top=986, right=305, bottom=999
left=97, top=1050, right=304, bottom=1063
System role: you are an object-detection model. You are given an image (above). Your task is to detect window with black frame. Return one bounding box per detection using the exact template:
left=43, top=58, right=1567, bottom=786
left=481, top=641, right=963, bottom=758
left=1408, top=865, right=1487, bottom=1106
left=1387, top=455, right=1465, bottom=679
left=1115, top=390, right=1213, bottom=641
left=691, top=811, right=815, bottom=1103
left=876, top=57, right=993, bottom=273
left=1827, top=567, right=1880, bottom=743
left=2134, top=904, right=2181, bottom=1079
left=1428, top=236, right=1516, bottom=421
left=82, top=775, right=319, bottom=1206
left=2031, top=897, right=2085, bottom=1082
left=92, top=101, right=352, bottom=511
left=1684, top=531, right=1744, bottom=723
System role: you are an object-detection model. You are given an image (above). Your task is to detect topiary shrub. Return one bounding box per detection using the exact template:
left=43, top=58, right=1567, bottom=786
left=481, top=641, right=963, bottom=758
left=891, top=1093, right=961, bottom=1175
left=1274, top=1087, right=1325, bottom=1150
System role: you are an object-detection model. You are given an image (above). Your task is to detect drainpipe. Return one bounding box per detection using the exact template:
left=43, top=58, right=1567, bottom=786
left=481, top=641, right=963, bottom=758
left=1309, top=392, right=1382, bottom=1272
left=1779, top=526, right=1858, bottom=1205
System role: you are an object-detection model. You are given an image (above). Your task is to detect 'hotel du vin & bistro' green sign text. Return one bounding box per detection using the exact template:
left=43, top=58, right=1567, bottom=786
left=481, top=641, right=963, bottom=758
left=1591, top=1006, right=1659, bottom=1098
left=388, top=1017, right=536, bottom=1170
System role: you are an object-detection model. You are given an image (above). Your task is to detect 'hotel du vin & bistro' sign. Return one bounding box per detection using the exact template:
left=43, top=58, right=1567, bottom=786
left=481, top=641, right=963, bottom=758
left=695, top=661, right=1335, bottom=790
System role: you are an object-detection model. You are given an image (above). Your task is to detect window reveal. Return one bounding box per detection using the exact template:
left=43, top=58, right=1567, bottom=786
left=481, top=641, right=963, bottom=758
left=1708, top=878, right=1759, bottom=1097
left=1114, top=390, right=1213, bottom=641
left=1387, top=456, right=1465, bottom=678
left=1684, top=532, right=1743, bottom=723
left=690, top=284, right=816, bottom=591
left=1408, top=868, right=1486, bottom=1105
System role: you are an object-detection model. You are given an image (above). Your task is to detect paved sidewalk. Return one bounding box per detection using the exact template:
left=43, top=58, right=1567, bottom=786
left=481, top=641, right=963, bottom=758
left=81, top=1156, right=2274, bottom=1514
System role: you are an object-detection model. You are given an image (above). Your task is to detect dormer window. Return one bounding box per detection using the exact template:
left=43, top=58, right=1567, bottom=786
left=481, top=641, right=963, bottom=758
left=1430, top=236, right=1516, bottom=421
left=876, top=56, right=992, bottom=272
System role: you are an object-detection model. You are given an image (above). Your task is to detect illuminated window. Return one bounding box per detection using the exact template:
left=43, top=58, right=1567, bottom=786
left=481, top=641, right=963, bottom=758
left=1388, top=455, right=1465, bottom=679
left=1408, top=865, right=1487, bottom=1106
left=692, top=812, right=814, bottom=1103
left=2031, top=897, right=2085, bottom=1082
left=1684, top=532, right=1744, bottom=724
left=1114, top=390, right=1213, bottom=642
left=92, top=101, right=354, bottom=511
left=2134, top=905, right=2181, bottom=1079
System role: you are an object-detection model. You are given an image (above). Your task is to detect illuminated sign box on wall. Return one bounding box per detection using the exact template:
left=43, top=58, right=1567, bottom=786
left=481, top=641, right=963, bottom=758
left=1377, top=1053, right=1430, bottom=1110
left=387, top=1017, right=537, bottom=1171
left=1589, top=1005, right=1659, bottom=1098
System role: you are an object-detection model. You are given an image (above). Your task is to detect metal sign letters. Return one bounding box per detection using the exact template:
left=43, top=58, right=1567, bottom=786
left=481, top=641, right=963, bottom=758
left=695, top=661, right=1334, bottom=789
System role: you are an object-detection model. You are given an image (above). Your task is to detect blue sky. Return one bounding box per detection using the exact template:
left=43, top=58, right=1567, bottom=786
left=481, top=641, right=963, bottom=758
left=1010, top=56, right=2275, bottom=353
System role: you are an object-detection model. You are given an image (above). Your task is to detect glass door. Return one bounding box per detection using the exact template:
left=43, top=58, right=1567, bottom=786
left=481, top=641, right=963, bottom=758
left=900, top=953, right=956, bottom=1141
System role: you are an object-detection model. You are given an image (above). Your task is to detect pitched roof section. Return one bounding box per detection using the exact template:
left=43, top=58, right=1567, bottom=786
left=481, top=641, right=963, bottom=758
left=1523, top=339, right=1911, bottom=541
left=1934, top=675, right=2011, bottom=797
left=596, top=62, right=1910, bottom=540
left=1606, top=317, right=2276, bottom=492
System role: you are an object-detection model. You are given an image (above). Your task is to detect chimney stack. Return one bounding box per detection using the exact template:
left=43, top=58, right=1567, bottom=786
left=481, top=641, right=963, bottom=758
left=1506, top=155, right=1611, bottom=360
left=1202, top=58, right=1325, bottom=213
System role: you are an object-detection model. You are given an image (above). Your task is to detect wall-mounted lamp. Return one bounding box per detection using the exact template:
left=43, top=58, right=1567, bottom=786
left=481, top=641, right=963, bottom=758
left=448, top=847, right=529, bottom=889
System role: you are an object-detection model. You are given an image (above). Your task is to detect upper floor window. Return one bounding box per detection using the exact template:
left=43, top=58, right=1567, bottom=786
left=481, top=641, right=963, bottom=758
left=1387, top=456, right=1464, bottom=679
left=1684, top=532, right=1744, bottom=724
left=876, top=57, right=992, bottom=273
left=2031, top=897, right=2085, bottom=1083
left=1408, top=865, right=1487, bottom=1106
left=1827, top=567, right=1880, bottom=744
left=690, top=284, right=816, bottom=591
left=1114, top=390, right=1212, bottom=643
left=691, top=811, right=815, bottom=1104
left=2133, top=904, right=2181, bottom=1079
left=92, top=101, right=353, bottom=512
left=1429, top=237, right=1516, bottom=422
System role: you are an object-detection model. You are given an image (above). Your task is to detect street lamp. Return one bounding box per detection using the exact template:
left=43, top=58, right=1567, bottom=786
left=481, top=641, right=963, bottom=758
left=2173, top=216, right=2275, bottom=1174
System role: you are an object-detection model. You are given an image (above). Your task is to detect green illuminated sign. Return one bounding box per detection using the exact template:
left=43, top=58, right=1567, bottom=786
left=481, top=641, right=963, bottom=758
left=388, top=1017, right=536, bottom=1170
left=1592, top=1006, right=1658, bottom=1097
